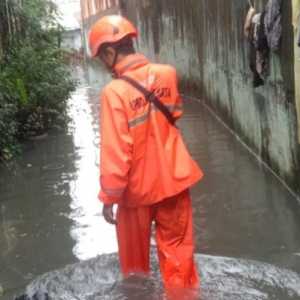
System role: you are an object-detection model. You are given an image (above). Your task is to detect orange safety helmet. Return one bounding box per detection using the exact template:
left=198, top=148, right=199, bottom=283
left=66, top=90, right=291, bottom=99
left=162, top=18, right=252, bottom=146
left=89, top=15, right=138, bottom=58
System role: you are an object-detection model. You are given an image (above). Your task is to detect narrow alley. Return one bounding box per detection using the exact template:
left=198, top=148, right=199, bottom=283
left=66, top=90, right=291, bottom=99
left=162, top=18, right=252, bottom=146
left=1, top=0, right=300, bottom=299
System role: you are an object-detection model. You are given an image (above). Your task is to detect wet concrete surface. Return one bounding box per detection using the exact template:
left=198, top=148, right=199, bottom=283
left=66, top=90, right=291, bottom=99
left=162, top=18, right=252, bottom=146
left=0, top=62, right=300, bottom=299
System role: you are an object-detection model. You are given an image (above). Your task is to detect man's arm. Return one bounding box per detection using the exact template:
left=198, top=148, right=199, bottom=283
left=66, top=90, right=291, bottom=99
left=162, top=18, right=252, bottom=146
left=99, top=86, right=133, bottom=208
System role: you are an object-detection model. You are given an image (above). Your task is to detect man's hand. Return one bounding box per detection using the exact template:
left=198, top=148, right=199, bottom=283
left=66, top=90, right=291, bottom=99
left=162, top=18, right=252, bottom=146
left=102, top=204, right=117, bottom=225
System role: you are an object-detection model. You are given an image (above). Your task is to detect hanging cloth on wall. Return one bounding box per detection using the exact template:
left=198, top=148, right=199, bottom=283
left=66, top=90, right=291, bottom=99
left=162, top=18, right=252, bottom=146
left=244, top=7, right=269, bottom=88
left=244, top=0, right=282, bottom=88
left=253, top=12, right=270, bottom=82
left=264, top=0, right=282, bottom=51
left=295, top=0, right=300, bottom=47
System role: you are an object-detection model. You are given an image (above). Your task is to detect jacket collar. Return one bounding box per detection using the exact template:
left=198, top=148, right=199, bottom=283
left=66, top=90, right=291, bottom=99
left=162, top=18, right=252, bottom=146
left=114, top=53, right=149, bottom=77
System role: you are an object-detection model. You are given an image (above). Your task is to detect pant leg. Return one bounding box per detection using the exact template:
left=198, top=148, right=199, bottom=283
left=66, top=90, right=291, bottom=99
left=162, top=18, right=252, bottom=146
left=116, top=205, right=153, bottom=276
left=154, top=189, right=199, bottom=289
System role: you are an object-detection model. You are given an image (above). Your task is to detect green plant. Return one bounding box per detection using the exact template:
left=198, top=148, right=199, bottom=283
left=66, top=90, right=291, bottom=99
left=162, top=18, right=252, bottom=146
left=0, top=0, right=76, bottom=161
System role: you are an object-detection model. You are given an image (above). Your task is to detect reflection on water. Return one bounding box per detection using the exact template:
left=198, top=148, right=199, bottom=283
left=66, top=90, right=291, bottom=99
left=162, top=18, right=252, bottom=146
left=0, top=63, right=115, bottom=299
left=67, top=84, right=117, bottom=260
left=1, top=61, right=300, bottom=299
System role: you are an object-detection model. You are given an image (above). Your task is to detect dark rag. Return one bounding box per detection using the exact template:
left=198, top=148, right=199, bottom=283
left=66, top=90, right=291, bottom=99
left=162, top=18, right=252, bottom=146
left=264, top=0, right=282, bottom=51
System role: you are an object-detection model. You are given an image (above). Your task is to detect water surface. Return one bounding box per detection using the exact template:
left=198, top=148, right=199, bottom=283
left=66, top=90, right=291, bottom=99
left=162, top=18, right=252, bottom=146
left=1, top=62, right=300, bottom=299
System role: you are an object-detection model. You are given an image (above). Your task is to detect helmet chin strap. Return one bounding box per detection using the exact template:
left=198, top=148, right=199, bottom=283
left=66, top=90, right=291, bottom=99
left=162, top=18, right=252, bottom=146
left=110, top=49, right=119, bottom=77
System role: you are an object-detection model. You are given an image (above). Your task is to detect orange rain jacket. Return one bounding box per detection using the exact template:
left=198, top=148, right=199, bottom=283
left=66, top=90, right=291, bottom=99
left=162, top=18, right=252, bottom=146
left=99, top=53, right=203, bottom=207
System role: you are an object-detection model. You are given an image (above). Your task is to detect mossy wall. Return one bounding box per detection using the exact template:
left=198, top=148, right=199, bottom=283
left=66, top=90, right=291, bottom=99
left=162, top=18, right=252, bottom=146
left=123, top=0, right=299, bottom=189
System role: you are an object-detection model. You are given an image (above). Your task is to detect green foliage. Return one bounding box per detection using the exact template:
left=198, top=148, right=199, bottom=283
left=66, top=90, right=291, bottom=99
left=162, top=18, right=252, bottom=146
left=0, top=63, right=20, bottom=160
left=0, top=0, right=76, bottom=161
left=0, top=102, right=19, bottom=161
left=15, top=78, right=29, bottom=106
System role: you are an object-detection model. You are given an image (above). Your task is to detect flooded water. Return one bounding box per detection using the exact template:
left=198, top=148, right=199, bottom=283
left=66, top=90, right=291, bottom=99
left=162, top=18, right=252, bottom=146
left=1, top=61, right=300, bottom=300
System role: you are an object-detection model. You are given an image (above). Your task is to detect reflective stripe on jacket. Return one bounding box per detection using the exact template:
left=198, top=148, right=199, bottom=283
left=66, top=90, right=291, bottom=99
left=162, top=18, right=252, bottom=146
left=99, top=53, right=203, bottom=207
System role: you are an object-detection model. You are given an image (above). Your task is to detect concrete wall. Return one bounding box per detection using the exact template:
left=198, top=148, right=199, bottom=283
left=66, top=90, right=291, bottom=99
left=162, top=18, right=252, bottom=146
left=123, top=0, right=300, bottom=189
left=80, top=0, right=119, bottom=20
left=293, top=0, right=300, bottom=143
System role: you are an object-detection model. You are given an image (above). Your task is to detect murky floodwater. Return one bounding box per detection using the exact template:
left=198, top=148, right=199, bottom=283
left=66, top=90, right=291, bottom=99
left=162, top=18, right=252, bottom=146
left=1, top=61, right=300, bottom=300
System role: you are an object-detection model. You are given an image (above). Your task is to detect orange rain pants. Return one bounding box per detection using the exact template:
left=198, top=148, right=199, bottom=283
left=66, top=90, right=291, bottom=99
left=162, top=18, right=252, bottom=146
left=116, top=189, right=199, bottom=289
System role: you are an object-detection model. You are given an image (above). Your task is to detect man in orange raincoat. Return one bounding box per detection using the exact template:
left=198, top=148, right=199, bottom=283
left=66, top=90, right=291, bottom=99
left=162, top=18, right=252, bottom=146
left=89, top=15, right=204, bottom=289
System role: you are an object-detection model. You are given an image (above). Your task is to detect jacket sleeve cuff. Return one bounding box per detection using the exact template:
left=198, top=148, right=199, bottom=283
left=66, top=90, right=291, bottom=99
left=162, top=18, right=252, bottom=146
left=98, top=191, right=121, bottom=205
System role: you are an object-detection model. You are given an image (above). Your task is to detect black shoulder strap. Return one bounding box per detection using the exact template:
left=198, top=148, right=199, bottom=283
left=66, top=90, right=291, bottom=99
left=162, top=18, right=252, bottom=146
left=119, top=75, right=176, bottom=126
